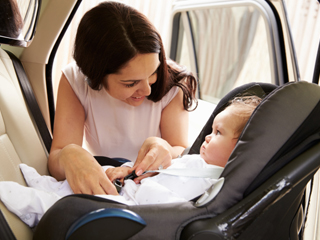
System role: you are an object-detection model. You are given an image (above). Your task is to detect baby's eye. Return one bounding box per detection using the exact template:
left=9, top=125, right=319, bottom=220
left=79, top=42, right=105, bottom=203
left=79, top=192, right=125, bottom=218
left=216, top=130, right=221, bottom=136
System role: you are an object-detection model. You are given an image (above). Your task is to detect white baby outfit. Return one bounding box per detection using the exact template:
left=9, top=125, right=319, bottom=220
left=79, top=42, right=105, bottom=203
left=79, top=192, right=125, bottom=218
left=0, top=155, right=222, bottom=227
left=63, top=61, right=179, bottom=161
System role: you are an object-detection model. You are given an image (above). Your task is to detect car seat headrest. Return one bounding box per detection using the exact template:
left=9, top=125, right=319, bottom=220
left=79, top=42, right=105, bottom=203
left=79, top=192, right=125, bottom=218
left=208, top=81, right=320, bottom=214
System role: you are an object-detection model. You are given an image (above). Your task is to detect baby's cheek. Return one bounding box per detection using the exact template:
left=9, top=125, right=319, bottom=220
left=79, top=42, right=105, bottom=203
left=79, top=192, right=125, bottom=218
left=200, top=151, right=204, bottom=160
left=199, top=145, right=205, bottom=159
left=200, top=152, right=212, bottom=165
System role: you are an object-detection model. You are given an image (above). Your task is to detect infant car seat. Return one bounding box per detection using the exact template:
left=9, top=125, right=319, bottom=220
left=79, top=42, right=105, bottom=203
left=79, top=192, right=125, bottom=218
left=31, top=81, right=320, bottom=240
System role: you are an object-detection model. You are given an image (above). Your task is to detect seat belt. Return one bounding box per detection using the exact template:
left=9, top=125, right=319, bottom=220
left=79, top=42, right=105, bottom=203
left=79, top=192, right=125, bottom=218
left=145, top=166, right=224, bottom=179
left=5, top=51, right=52, bottom=154
left=114, top=166, right=224, bottom=193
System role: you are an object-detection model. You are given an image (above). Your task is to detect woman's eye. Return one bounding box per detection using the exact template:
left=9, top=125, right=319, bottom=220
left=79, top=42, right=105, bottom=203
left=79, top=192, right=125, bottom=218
left=125, top=81, right=138, bottom=88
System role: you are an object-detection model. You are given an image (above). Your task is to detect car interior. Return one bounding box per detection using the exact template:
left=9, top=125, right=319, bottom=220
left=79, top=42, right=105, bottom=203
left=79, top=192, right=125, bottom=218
left=0, top=0, right=320, bottom=239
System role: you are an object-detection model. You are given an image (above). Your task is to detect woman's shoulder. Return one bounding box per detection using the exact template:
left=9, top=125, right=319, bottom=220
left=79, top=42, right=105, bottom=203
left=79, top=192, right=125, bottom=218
left=62, top=61, right=86, bottom=83
left=159, top=86, right=179, bottom=108
left=62, top=61, right=90, bottom=104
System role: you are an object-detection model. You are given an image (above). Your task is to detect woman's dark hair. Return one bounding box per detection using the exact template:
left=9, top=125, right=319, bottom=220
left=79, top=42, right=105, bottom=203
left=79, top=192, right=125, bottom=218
left=73, top=1, right=197, bottom=111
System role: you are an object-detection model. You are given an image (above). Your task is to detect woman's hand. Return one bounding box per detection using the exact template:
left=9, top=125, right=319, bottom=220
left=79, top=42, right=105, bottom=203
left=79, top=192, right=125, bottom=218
left=52, top=144, right=119, bottom=195
left=131, top=87, right=187, bottom=183
left=132, top=137, right=172, bottom=183
left=105, top=167, right=131, bottom=182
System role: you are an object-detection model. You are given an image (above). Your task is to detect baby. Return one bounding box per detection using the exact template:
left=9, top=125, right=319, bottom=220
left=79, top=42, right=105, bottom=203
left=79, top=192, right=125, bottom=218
left=106, top=95, right=261, bottom=182
left=105, top=95, right=262, bottom=203
left=0, top=95, right=261, bottom=227
left=201, top=95, right=262, bottom=167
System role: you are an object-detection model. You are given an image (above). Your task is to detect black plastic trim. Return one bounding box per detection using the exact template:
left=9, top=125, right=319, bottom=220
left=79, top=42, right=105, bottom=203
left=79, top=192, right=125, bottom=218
left=266, top=0, right=292, bottom=84
left=0, top=210, right=16, bottom=240
left=45, top=0, right=83, bottom=132
left=169, top=11, right=200, bottom=98
left=312, top=39, right=320, bottom=84
left=169, top=12, right=181, bottom=62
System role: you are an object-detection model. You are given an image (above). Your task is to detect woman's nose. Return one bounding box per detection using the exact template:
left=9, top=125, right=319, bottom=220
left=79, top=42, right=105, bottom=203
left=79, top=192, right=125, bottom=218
left=139, top=80, right=152, bottom=96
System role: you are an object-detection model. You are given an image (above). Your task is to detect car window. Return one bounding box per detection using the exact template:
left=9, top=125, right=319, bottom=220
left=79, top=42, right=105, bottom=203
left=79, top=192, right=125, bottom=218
left=170, top=1, right=285, bottom=104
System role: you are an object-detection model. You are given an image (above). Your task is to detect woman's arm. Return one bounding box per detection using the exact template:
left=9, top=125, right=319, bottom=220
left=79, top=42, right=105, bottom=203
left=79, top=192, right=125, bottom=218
left=160, top=87, right=189, bottom=156
left=133, top=88, right=189, bottom=177
left=48, top=74, right=85, bottom=179
left=48, top=74, right=118, bottom=195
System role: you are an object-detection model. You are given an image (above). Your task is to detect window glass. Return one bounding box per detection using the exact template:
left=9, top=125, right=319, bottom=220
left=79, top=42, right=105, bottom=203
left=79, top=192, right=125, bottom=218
left=174, top=6, right=273, bottom=104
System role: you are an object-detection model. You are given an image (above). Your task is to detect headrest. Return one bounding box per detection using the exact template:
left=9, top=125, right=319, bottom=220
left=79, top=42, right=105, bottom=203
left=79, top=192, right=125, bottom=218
left=207, top=81, right=320, bottom=213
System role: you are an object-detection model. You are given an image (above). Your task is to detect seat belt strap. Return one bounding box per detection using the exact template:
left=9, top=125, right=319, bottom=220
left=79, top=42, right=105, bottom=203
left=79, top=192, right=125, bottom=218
left=114, top=166, right=224, bottom=193
left=147, top=166, right=224, bottom=179
left=5, top=51, right=52, bottom=154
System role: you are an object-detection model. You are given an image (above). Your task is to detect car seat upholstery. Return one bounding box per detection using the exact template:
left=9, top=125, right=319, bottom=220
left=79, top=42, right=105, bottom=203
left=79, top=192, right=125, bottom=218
left=0, top=48, right=49, bottom=240
left=32, top=81, right=320, bottom=240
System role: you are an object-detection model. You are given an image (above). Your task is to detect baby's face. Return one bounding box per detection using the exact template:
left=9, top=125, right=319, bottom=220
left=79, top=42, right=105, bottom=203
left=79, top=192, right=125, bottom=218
left=200, top=106, right=242, bottom=167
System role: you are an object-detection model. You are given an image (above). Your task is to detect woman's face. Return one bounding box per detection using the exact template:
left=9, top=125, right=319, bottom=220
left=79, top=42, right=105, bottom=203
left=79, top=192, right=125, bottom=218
left=104, top=53, right=160, bottom=106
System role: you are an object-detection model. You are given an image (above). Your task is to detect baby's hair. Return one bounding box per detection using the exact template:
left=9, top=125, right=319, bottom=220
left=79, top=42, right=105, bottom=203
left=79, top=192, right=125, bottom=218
left=230, top=95, right=262, bottom=109
left=226, top=95, right=262, bottom=136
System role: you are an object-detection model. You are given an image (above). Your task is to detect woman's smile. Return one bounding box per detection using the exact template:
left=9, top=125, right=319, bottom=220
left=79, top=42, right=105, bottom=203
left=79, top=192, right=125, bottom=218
left=131, top=95, right=145, bottom=101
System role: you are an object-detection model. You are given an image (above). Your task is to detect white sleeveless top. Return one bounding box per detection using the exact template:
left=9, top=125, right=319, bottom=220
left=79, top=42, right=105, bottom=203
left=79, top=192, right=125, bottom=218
left=62, top=61, right=179, bottom=162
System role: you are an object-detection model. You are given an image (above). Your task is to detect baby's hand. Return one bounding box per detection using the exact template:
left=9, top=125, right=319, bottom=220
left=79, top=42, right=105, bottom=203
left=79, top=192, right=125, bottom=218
left=105, top=167, right=131, bottom=182
left=132, top=172, right=158, bottom=184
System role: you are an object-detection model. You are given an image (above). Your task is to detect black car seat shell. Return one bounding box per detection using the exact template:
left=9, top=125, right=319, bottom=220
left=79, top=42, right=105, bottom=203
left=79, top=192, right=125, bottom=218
left=208, top=81, right=320, bottom=214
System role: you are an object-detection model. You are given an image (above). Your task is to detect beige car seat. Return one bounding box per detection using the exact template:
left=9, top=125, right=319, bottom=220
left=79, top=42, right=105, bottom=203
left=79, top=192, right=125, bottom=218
left=0, top=48, right=49, bottom=240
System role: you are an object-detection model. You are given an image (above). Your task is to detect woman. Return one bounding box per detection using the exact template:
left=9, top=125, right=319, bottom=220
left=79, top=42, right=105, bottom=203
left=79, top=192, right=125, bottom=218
left=48, top=1, right=197, bottom=195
